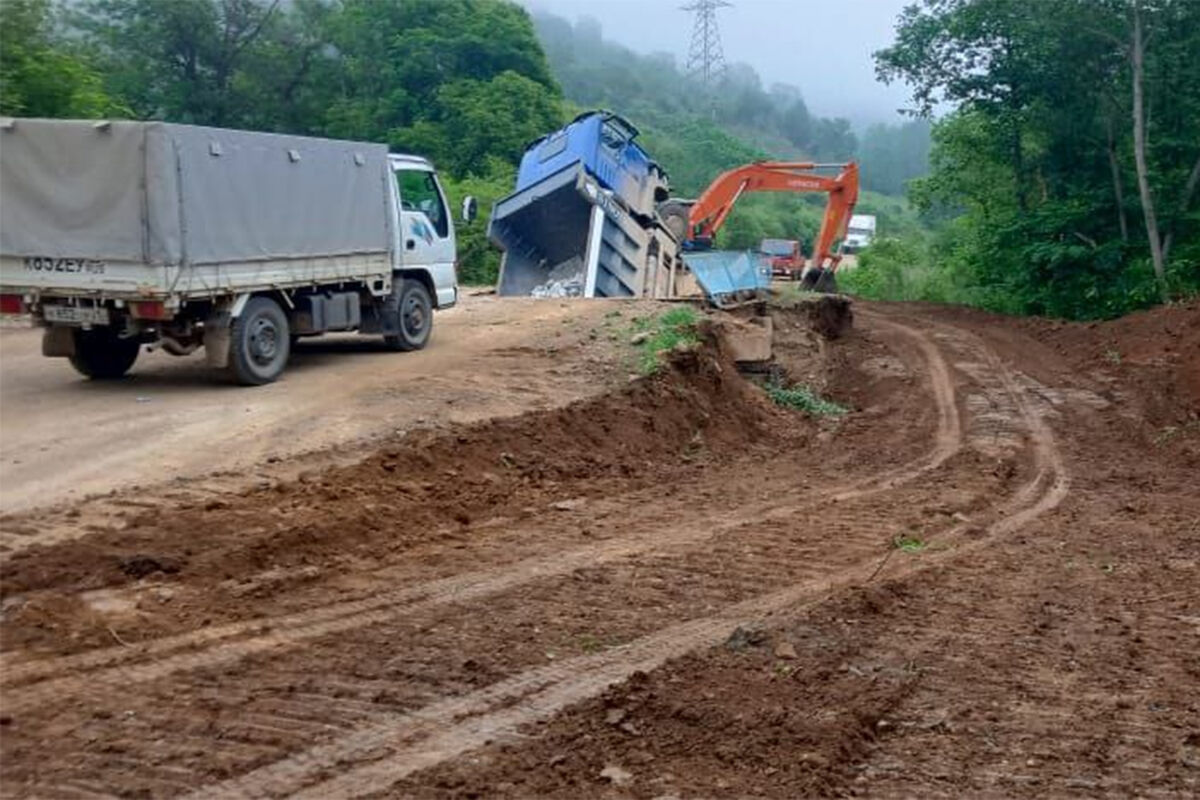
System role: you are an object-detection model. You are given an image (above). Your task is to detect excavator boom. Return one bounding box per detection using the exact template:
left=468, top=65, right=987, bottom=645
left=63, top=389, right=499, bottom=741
left=683, top=161, right=860, bottom=280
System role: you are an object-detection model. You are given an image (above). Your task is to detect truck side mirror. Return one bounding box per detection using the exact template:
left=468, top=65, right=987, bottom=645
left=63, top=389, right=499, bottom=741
left=461, top=196, right=478, bottom=224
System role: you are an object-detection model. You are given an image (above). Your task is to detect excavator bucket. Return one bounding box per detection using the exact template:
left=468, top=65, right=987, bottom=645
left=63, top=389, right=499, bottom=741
left=800, top=266, right=839, bottom=293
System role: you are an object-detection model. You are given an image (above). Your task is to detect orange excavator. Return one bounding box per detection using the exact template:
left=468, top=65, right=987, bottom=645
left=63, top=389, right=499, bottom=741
left=659, top=161, right=860, bottom=291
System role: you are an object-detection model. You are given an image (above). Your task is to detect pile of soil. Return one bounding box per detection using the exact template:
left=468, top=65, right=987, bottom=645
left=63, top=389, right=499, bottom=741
left=1020, top=299, right=1200, bottom=426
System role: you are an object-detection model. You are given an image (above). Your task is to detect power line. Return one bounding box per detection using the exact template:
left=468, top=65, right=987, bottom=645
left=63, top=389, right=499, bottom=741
left=682, top=0, right=731, bottom=88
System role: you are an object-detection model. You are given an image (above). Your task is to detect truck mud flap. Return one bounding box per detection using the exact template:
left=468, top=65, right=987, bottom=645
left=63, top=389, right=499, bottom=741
left=204, top=312, right=232, bottom=368
left=41, top=326, right=76, bottom=358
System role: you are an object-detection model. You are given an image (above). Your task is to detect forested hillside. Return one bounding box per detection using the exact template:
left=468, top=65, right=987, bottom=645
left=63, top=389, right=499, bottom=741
left=531, top=11, right=931, bottom=198
left=2, top=0, right=561, bottom=177
left=852, top=0, right=1200, bottom=318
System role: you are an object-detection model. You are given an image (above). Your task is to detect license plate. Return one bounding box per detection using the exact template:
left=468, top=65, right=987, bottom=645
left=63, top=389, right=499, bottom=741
left=43, top=305, right=110, bottom=326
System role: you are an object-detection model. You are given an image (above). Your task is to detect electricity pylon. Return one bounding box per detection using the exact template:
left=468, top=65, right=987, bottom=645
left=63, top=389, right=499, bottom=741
left=682, top=0, right=731, bottom=88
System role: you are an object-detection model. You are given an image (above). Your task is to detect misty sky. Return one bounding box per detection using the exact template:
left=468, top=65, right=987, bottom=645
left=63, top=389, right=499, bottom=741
left=521, top=0, right=916, bottom=127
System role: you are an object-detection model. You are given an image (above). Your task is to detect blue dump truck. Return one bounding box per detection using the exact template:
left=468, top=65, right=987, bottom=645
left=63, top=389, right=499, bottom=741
left=488, top=111, right=768, bottom=306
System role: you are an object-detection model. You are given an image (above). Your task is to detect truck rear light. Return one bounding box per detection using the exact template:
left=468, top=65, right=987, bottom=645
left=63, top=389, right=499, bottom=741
left=0, top=294, right=24, bottom=315
left=130, top=301, right=171, bottom=320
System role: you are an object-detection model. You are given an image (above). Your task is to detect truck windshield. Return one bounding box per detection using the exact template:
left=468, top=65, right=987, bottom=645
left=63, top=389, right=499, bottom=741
left=397, top=169, right=448, bottom=238
left=600, top=121, right=632, bottom=150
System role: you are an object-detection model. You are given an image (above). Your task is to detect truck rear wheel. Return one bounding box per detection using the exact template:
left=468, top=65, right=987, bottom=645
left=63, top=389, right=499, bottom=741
left=228, top=296, right=290, bottom=385
left=383, top=280, right=432, bottom=351
left=69, top=327, right=140, bottom=380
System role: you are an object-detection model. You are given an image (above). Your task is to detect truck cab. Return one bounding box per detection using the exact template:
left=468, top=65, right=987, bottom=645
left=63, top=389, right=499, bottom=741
left=759, top=237, right=806, bottom=277
left=390, top=154, right=459, bottom=310
left=515, top=111, right=669, bottom=218
left=844, top=214, right=877, bottom=253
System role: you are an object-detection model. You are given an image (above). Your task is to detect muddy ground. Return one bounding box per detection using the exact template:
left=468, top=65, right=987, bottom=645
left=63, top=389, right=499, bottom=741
left=0, top=297, right=1196, bottom=798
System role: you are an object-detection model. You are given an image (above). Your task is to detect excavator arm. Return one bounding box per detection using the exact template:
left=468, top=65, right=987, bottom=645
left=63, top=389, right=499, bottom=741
left=685, top=161, right=860, bottom=274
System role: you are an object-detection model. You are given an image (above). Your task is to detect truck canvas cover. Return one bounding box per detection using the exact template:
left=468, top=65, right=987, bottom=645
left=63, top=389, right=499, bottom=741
left=0, top=119, right=392, bottom=267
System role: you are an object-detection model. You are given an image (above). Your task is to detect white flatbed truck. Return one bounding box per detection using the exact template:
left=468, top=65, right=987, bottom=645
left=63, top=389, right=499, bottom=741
left=0, top=118, right=474, bottom=384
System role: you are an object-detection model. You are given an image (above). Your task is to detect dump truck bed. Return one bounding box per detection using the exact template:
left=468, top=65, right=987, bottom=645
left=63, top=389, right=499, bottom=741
left=0, top=119, right=394, bottom=300
left=490, top=163, right=679, bottom=299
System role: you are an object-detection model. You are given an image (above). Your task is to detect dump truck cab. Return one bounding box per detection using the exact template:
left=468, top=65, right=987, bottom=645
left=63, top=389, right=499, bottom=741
left=516, top=111, right=669, bottom=218
left=759, top=237, right=806, bottom=276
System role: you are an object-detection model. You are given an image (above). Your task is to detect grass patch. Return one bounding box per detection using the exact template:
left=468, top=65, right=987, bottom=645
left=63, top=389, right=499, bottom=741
left=893, top=534, right=926, bottom=553
left=764, top=380, right=848, bottom=417
left=771, top=283, right=824, bottom=304
left=576, top=633, right=606, bottom=653
left=1152, top=420, right=1200, bottom=446
left=632, top=306, right=701, bottom=375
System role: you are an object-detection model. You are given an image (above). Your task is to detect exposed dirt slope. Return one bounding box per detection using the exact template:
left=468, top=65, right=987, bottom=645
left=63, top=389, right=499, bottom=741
left=1024, top=298, right=1200, bottom=428
left=0, top=299, right=1196, bottom=799
left=0, top=339, right=788, bottom=653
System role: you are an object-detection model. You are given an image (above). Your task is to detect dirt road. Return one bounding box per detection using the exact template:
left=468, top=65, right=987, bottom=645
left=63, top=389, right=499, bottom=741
left=0, top=298, right=1196, bottom=798
left=0, top=295, right=638, bottom=519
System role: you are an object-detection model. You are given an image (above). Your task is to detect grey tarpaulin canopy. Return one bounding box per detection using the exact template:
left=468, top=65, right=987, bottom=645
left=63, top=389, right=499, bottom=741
left=0, top=119, right=393, bottom=266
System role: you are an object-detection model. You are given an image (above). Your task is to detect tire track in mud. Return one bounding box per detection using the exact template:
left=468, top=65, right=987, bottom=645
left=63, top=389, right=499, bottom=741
left=188, top=316, right=1070, bottom=799
left=834, top=312, right=961, bottom=496
left=8, top=313, right=1054, bottom=800
left=1, top=317, right=961, bottom=709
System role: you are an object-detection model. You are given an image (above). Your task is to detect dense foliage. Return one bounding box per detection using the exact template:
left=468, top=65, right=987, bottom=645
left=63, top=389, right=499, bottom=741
left=856, top=0, right=1200, bottom=318
left=0, top=0, right=125, bottom=117
left=64, top=0, right=563, bottom=178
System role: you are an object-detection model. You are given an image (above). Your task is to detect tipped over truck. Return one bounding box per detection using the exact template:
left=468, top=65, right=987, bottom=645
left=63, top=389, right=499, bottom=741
left=0, top=118, right=473, bottom=384
left=490, top=111, right=693, bottom=301
left=489, top=111, right=856, bottom=305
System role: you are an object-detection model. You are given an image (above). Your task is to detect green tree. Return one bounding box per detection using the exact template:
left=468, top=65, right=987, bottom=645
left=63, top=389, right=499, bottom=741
left=317, top=0, right=562, bottom=176
left=0, top=0, right=124, bottom=117
left=875, top=0, right=1200, bottom=317
left=74, top=0, right=284, bottom=125
left=390, top=71, right=562, bottom=177
left=65, top=0, right=563, bottom=181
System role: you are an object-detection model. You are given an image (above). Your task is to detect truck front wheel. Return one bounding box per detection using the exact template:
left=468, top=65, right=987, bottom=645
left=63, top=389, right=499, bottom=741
left=383, top=280, right=432, bottom=351
left=69, top=327, right=140, bottom=380
left=228, top=296, right=290, bottom=385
